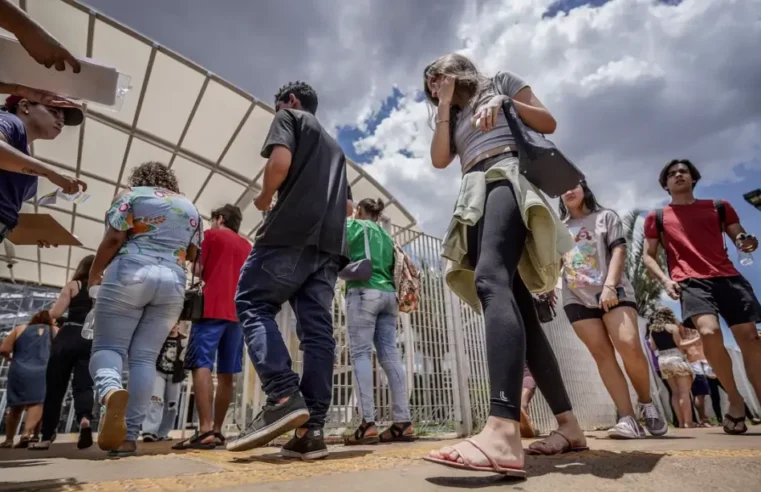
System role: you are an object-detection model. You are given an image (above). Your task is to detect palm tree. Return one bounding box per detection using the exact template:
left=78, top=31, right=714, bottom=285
left=623, top=210, right=667, bottom=318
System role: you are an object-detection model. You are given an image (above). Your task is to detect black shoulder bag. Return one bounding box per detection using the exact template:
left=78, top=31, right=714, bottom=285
left=179, top=219, right=204, bottom=322
left=493, top=74, right=585, bottom=198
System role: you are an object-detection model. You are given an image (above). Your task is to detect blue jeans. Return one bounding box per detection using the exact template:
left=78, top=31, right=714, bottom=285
left=346, top=288, right=410, bottom=423
left=89, top=255, right=185, bottom=441
left=142, top=372, right=182, bottom=438
left=235, top=245, right=340, bottom=429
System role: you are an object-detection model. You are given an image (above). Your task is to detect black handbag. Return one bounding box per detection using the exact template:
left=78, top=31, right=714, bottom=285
left=534, top=294, right=556, bottom=324
left=494, top=75, right=585, bottom=198
left=179, top=220, right=204, bottom=322
left=338, top=220, right=373, bottom=281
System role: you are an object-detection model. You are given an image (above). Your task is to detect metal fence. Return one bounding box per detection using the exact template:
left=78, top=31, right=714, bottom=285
left=235, top=226, right=625, bottom=436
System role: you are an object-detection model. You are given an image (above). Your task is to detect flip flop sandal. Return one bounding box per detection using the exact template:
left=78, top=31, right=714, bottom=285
left=379, top=422, right=417, bottom=443
left=526, top=430, right=589, bottom=456
left=214, top=432, right=226, bottom=447
left=77, top=427, right=93, bottom=449
left=98, top=389, right=129, bottom=451
left=172, top=430, right=216, bottom=450
left=344, top=422, right=380, bottom=446
left=0, top=441, right=13, bottom=448
left=723, top=414, right=748, bottom=435
left=13, top=437, right=31, bottom=449
left=423, top=438, right=526, bottom=477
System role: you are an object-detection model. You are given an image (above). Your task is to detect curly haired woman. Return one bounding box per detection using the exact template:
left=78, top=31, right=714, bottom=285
left=88, top=162, right=202, bottom=457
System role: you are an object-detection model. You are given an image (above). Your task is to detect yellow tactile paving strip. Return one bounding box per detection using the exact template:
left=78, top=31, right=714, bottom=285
left=71, top=444, right=761, bottom=491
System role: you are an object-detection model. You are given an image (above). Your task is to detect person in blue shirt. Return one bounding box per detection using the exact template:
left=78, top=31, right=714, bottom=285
left=0, top=95, right=85, bottom=243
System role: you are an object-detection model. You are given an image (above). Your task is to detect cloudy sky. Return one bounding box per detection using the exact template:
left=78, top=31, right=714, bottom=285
left=85, top=0, right=761, bottom=328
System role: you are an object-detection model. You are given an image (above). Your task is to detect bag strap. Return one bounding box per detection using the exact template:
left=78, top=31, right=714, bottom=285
left=189, top=215, right=203, bottom=287
left=714, top=199, right=727, bottom=251
left=655, top=208, right=670, bottom=273
left=360, top=220, right=371, bottom=261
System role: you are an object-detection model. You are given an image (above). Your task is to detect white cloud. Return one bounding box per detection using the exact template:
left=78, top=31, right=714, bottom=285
left=355, top=0, right=761, bottom=235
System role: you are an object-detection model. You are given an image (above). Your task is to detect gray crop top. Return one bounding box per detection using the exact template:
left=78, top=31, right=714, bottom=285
left=454, top=71, right=528, bottom=173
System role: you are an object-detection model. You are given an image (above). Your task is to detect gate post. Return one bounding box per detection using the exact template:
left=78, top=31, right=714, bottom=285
left=444, top=287, right=472, bottom=437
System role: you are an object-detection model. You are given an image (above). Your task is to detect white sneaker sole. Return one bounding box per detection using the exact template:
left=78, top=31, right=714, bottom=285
left=607, top=430, right=645, bottom=440
left=281, top=448, right=329, bottom=461
left=225, top=409, right=310, bottom=452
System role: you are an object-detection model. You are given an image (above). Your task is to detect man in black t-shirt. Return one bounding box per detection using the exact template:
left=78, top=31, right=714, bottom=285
left=228, top=81, right=351, bottom=459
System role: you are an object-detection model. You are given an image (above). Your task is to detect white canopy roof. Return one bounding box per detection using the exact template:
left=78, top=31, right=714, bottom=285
left=0, top=0, right=417, bottom=288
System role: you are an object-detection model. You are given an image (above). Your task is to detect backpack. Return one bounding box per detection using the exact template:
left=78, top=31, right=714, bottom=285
left=654, top=199, right=727, bottom=271
left=392, top=241, right=421, bottom=313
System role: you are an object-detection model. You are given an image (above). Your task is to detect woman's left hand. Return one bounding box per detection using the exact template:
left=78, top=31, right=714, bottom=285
left=599, top=285, right=619, bottom=312
left=471, top=95, right=507, bottom=132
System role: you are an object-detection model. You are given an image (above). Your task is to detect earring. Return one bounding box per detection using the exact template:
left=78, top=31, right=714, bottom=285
left=24, top=110, right=29, bottom=114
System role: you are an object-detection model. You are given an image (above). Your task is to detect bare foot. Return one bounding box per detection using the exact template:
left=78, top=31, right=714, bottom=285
left=428, top=416, right=523, bottom=469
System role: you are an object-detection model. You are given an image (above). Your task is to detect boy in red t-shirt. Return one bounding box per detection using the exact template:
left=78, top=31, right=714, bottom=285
left=177, top=204, right=251, bottom=449
left=643, top=159, right=760, bottom=435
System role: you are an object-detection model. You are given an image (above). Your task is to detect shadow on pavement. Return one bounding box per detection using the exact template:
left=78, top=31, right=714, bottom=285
left=231, top=449, right=372, bottom=465
left=588, top=435, right=695, bottom=440
left=426, top=450, right=665, bottom=489
left=0, top=440, right=214, bottom=462
left=0, top=477, right=84, bottom=492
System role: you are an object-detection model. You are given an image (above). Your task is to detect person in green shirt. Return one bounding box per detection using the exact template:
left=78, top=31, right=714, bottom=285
left=343, top=198, right=414, bottom=445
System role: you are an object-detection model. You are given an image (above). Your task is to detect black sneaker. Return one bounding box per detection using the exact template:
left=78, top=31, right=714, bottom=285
left=226, top=392, right=310, bottom=452
left=281, top=428, right=329, bottom=461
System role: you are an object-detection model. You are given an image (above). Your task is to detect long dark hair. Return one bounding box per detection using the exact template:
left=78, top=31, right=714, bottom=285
left=72, top=255, right=94, bottom=282
left=422, top=53, right=492, bottom=153
left=558, top=181, right=604, bottom=220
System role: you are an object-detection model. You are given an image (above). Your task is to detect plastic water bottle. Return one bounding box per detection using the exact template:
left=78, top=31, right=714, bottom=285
left=81, top=309, right=95, bottom=340
left=81, top=285, right=100, bottom=340
left=736, top=234, right=755, bottom=267
left=738, top=250, right=754, bottom=267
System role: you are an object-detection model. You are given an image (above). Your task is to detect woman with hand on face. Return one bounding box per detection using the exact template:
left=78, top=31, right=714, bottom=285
left=559, top=182, right=667, bottom=439
left=422, top=53, right=585, bottom=477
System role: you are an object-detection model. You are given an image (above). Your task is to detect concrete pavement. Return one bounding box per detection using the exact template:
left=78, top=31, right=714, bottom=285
left=0, top=427, right=759, bottom=491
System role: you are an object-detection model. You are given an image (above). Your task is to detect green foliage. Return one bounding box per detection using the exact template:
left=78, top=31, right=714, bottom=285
left=623, top=210, right=668, bottom=318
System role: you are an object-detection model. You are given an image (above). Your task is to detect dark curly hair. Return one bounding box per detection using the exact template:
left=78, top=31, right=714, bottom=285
left=128, top=161, right=180, bottom=193
left=647, top=306, right=680, bottom=333
left=275, top=81, right=318, bottom=114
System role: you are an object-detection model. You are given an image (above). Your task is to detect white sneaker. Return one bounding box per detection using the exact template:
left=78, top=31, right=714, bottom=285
left=639, top=402, right=668, bottom=436
left=608, top=416, right=646, bottom=439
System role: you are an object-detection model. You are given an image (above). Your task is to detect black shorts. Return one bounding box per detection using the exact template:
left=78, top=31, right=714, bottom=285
left=680, top=276, right=761, bottom=328
left=692, top=374, right=710, bottom=396
left=563, top=301, right=637, bottom=323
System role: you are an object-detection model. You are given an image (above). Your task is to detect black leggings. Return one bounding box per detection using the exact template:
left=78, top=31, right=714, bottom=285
left=466, top=177, right=572, bottom=422
left=40, top=323, right=94, bottom=440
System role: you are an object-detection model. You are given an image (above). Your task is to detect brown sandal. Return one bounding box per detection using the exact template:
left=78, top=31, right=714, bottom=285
left=379, top=422, right=417, bottom=443
left=344, top=422, right=379, bottom=445
left=526, top=430, right=588, bottom=456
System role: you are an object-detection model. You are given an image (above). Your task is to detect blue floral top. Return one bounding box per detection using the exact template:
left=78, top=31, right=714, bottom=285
left=106, top=186, right=203, bottom=266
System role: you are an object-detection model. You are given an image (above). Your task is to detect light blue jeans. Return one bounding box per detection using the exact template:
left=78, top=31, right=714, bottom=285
left=89, top=255, right=185, bottom=441
left=346, top=288, right=411, bottom=423
left=142, top=372, right=182, bottom=438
